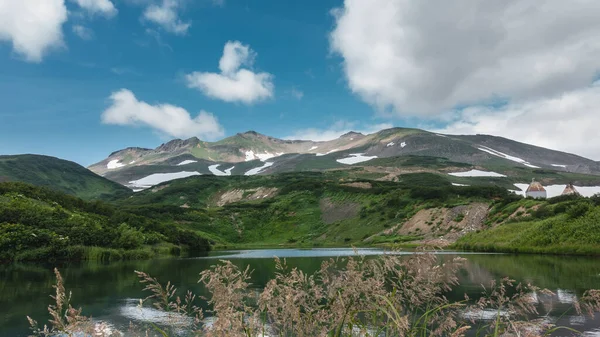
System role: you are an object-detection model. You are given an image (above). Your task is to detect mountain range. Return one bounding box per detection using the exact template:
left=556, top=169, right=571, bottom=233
left=87, top=127, right=600, bottom=191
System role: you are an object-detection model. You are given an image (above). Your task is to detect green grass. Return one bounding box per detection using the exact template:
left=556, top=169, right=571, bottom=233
left=455, top=200, right=600, bottom=255
left=116, top=171, right=512, bottom=247
left=367, top=155, right=472, bottom=169
left=0, top=182, right=211, bottom=262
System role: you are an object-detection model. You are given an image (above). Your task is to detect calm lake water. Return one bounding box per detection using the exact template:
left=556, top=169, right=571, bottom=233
left=2, top=248, right=600, bottom=336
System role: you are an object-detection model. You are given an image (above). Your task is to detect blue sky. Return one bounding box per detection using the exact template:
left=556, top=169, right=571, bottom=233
left=2, top=0, right=600, bottom=165
left=0, top=0, right=394, bottom=166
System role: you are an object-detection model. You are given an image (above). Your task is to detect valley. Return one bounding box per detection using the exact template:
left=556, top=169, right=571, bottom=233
left=2, top=128, right=600, bottom=261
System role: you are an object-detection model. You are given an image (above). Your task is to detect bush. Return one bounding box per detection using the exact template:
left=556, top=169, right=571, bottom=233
left=567, top=202, right=592, bottom=219
left=115, top=224, right=145, bottom=250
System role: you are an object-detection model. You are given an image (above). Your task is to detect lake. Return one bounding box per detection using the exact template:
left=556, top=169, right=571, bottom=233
left=2, top=248, right=600, bottom=336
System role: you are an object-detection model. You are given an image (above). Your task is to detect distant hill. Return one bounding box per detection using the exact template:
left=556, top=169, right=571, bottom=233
left=0, top=154, right=131, bottom=200
left=88, top=128, right=600, bottom=190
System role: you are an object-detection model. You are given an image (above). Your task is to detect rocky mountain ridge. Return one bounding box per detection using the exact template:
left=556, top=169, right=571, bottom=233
left=87, top=127, right=600, bottom=190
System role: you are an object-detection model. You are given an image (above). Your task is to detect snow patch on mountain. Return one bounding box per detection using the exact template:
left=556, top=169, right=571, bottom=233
left=337, top=153, right=378, bottom=165
left=245, top=151, right=255, bottom=161
left=256, top=152, right=276, bottom=161
left=129, top=171, right=201, bottom=189
left=401, top=142, right=407, bottom=148
left=552, top=164, right=567, bottom=168
left=478, top=146, right=540, bottom=168
left=448, top=170, right=506, bottom=177
left=209, top=164, right=234, bottom=176
left=245, top=162, right=274, bottom=176
left=107, top=160, right=125, bottom=169
left=244, top=150, right=281, bottom=162
left=177, top=160, right=197, bottom=166
left=316, top=149, right=339, bottom=157
left=386, top=142, right=395, bottom=147
left=452, top=183, right=470, bottom=186
left=309, top=146, right=319, bottom=151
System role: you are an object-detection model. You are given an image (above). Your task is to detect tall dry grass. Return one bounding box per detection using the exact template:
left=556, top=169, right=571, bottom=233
left=28, top=250, right=600, bottom=337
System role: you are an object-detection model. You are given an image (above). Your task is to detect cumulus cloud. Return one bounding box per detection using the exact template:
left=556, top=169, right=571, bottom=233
left=101, top=89, right=225, bottom=139
left=286, top=121, right=393, bottom=142
left=72, top=25, right=94, bottom=40
left=0, top=0, right=68, bottom=62
left=185, top=41, right=274, bottom=104
left=330, top=0, right=600, bottom=115
left=71, top=0, right=117, bottom=17
left=143, top=0, right=190, bottom=35
left=433, top=82, right=600, bottom=160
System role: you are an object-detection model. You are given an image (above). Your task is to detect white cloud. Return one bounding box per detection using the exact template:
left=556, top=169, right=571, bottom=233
left=72, top=25, right=94, bottom=40
left=101, top=89, right=225, bottom=140
left=286, top=121, right=393, bottom=142
left=434, top=82, right=600, bottom=160
left=0, top=0, right=67, bottom=62
left=185, top=41, right=274, bottom=104
left=330, top=0, right=600, bottom=115
left=143, top=0, right=190, bottom=35
left=71, top=0, right=117, bottom=17
left=289, top=88, right=304, bottom=100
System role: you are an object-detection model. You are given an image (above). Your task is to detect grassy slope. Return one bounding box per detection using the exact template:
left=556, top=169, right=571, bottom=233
left=0, top=155, right=131, bottom=200
left=0, top=182, right=210, bottom=262
left=117, top=172, right=509, bottom=247
left=454, top=196, right=600, bottom=255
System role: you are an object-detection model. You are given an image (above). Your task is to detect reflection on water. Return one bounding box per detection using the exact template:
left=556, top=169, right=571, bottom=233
left=1, top=249, right=600, bottom=336
left=202, top=248, right=500, bottom=259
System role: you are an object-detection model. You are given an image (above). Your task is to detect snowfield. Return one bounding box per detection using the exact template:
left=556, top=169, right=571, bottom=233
left=244, top=150, right=282, bottom=162
left=245, top=162, right=274, bottom=176
left=386, top=142, right=395, bottom=147
left=448, top=170, right=507, bottom=177
left=478, top=146, right=540, bottom=168
left=452, top=183, right=470, bottom=187
left=177, top=160, right=197, bottom=166
left=552, top=164, right=567, bottom=168
left=401, top=142, right=407, bottom=148
left=209, top=164, right=234, bottom=176
left=513, top=184, right=600, bottom=198
left=128, top=171, right=201, bottom=189
left=336, top=153, right=378, bottom=165
left=309, top=146, right=318, bottom=151
left=107, top=160, right=125, bottom=169
left=316, top=149, right=339, bottom=156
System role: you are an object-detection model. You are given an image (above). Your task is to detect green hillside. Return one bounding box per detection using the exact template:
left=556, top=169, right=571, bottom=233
left=0, top=182, right=210, bottom=262
left=454, top=195, right=600, bottom=254
left=0, top=155, right=131, bottom=200
left=117, top=171, right=511, bottom=247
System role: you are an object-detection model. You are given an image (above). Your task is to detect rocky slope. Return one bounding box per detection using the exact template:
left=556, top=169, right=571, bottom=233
left=88, top=127, right=600, bottom=190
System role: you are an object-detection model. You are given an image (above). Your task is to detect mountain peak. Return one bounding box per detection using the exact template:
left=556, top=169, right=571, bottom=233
left=240, top=130, right=266, bottom=137
left=157, top=137, right=201, bottom=152
left=340, top=131, right=364, bottom=138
